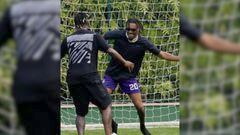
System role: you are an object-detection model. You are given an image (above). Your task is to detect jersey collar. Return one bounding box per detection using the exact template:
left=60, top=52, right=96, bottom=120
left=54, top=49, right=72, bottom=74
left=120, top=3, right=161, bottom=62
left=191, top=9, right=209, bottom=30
left=126, top=32, right=139, bottom=43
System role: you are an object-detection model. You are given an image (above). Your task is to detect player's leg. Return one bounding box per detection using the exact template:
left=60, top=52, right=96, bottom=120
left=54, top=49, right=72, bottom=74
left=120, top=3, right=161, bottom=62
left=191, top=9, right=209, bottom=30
left=97, top=104, right=112, bottom=135
left=103, top=75, right=117, bottom=94
left=111, top=119, right=118, bottom=135
left=102, top=75, right=118, bottom=134
left=119, top=79, right=151, bottom=135
left=16, top=99, right=60, bottom=135
left=16, top=102, right=43, bottom=135
left=69, top=84, right=90, bottom=135
left=88, top=78, right=113, bottom=135
left=76, top=116, right=85, bottom=135
left=129, top=93, right=151, bottom=135
left=97, top=103, right=118, bottom=135
left=46, top=97, right=60, bottom=135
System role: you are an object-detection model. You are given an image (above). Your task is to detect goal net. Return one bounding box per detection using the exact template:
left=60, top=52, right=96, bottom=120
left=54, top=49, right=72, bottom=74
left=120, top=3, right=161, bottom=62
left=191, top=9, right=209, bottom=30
left=61, top=0, right=180, bottom=130
left=180, top=0, right=240, bottom=134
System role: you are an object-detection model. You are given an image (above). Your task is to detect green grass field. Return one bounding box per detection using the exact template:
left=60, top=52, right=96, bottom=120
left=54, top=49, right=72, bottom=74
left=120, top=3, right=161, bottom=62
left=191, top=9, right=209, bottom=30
left=62, top=127, right=179, bottom=135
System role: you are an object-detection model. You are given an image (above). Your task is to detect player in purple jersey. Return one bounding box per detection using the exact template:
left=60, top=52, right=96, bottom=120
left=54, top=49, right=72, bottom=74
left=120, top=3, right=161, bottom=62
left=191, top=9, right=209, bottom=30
left=102, top=18, right=180, bottom=135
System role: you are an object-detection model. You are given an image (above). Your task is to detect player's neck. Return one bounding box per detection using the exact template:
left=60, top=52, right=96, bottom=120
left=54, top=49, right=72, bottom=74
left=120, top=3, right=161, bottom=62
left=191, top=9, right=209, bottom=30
left=76, top=25, right=90, bottom=31
left=126, top=32, right=139, bottom=43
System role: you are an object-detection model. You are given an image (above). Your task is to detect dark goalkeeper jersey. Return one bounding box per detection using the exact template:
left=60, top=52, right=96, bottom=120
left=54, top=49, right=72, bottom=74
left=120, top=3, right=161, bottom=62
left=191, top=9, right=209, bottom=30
left=61, top=29, right=110, bottom=84
left=104, top=30, right=161, bottom=80
left=0, top=0, right=60, bottom=102
left=180, top=13, right=202, bottom=41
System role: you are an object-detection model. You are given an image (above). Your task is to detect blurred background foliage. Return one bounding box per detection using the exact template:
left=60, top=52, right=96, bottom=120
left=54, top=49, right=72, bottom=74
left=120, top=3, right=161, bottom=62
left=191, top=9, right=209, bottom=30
left=180, top=0, right=240, bottom=133
left=0, top=0, right=18, bottom=134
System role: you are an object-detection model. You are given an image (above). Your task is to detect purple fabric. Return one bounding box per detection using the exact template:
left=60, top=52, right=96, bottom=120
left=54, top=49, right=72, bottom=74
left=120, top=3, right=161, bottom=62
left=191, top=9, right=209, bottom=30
left=103, top=75, right=140, bottom=94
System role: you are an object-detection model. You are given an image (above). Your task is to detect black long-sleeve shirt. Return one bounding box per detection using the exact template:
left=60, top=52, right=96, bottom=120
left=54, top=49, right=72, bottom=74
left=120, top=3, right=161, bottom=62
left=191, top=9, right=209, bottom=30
left=180, top=14, right=202, bottom=41
left=0, top=0, right=60, bottom=103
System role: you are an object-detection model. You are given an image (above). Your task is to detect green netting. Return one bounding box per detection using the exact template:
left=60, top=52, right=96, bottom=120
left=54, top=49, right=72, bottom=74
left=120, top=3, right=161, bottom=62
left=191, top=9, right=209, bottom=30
left=181, top=0, right=240, bottom=134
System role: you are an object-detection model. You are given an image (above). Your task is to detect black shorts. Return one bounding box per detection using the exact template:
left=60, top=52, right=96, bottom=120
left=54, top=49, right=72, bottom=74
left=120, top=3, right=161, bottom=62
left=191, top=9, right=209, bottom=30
left=16, top=98, right=60, bottom=135
left=68, top=76, right=112, bottom=116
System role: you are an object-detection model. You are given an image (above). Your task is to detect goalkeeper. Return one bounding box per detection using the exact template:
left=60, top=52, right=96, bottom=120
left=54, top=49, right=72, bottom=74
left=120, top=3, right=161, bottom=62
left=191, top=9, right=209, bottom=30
left=102, top=18, right=180, bottom=135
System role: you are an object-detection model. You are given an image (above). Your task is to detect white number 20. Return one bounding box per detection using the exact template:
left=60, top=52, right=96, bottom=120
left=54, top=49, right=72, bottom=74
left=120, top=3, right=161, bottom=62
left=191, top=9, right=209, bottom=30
left=129, top=83, right=139, bottom=90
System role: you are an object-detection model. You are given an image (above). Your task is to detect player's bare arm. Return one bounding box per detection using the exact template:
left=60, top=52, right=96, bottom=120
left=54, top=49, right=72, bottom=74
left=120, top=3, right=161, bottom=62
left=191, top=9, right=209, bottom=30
left=181, top=14, right=240, bottom=54
left=199, top=33, right=240, bottom=54
left=107, top=47, right=134, bottom=72
left=159, top=51, right=180, bottom=61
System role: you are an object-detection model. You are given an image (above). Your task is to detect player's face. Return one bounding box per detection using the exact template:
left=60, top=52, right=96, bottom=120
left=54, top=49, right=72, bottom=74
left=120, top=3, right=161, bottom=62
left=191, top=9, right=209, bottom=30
left=126, top=23, right=139, bottom=40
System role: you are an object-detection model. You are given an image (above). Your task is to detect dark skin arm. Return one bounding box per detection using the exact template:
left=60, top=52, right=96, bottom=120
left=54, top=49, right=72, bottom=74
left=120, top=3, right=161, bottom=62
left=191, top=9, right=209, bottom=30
left=159, top=51, right=180, bottom=61
left=106, top=48, right=134, bottom=72
left=198, top=33, right=240, bottom=54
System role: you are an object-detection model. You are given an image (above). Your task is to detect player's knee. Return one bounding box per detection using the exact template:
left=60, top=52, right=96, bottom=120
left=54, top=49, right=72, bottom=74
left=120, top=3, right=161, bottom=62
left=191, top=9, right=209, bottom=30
left=136, top=105, right=144, bottom=112
left=133, top=100, right=144, bottom=111
left=101, top=101, right=112, bottom=111
left=95, top=94, right=112, bottom=112
left=106, top=88, right=113, bottom=94
left=105, top=103, right=112, bottom=111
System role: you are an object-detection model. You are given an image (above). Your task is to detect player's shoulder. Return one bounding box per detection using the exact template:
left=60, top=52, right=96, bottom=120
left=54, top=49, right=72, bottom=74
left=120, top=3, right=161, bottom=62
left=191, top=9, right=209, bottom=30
left=71, top=29, right=94, bottom=36
left=66, top=30, right=95, bottom=42
left=10, top=0, right=59, bottom=16
left=117, top=29, right=126, bottom=36
left=138, top=36, right=151, bottom=44
left=139, top=36, right=148, bottom=41
left=108, top=29, right=126, bottom=35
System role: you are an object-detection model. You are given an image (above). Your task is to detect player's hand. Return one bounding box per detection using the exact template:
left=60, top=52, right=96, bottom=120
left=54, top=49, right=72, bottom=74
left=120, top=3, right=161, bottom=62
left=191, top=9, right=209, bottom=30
left=124, top=61, right=134, bottom=72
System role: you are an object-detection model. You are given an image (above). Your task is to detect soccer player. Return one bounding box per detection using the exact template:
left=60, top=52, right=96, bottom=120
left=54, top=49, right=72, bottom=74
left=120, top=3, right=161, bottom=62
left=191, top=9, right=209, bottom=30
left=0, top=0, right=60, bottom=135
left=180, top=13, right=240, bottom=54
left=102, top=18, right=180, bottom=135
left=61, top=13, right=134, bottom=135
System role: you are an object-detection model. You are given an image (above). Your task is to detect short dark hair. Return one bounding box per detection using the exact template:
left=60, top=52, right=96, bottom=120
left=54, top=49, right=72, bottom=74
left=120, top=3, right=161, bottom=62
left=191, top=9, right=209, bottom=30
left=74, top=12, right=89, bottom=28
left=126, top=18, right=143, bottom=32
